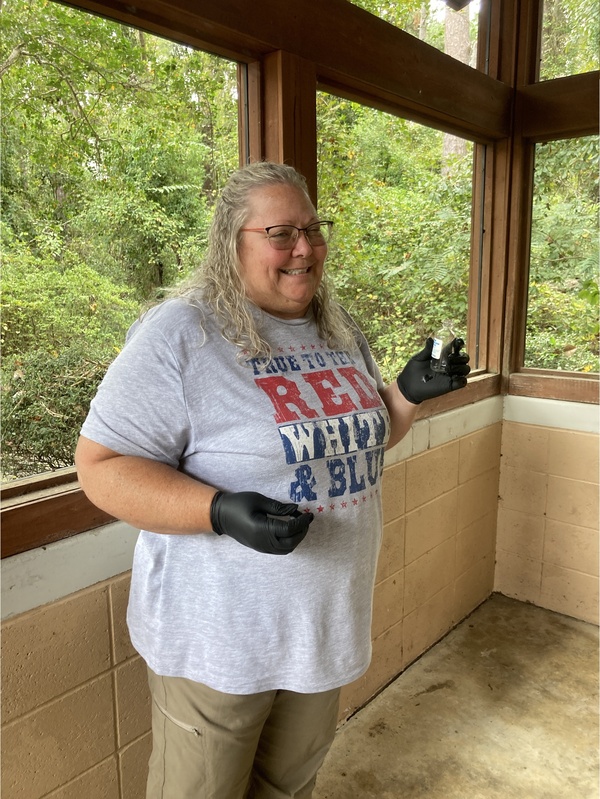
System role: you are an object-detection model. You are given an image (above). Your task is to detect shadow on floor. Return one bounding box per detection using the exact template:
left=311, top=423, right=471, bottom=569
left=314, top=594, right=599, bottom=799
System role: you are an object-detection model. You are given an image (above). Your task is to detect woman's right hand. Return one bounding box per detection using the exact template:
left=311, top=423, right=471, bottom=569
left=210, top=491, right=313, bottom=554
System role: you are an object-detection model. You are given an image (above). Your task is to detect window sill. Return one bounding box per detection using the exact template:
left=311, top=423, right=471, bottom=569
left=1, top=468, right=114, bottom=559
left=509, top=369, right=599, bottom=404
left=414, top=371, right=502, bottom=419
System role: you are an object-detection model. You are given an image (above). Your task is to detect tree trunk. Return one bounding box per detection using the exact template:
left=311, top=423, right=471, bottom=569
left=442, top=8, right=470, bottom=172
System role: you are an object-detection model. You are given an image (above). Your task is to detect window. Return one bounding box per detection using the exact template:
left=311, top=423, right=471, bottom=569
left=1, top=0, right=240, bottom=481
left=317, top=93, right=475, bottom=382
left=525, top=136, right=599, bottom=372
left=539, top=0, right=600, bottom=80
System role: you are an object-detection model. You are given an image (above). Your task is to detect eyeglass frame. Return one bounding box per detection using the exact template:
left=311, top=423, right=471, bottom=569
left=239, top=220, right=334, bottom=249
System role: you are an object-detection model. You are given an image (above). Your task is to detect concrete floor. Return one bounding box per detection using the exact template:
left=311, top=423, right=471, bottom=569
left=314, top=594, right=599, bottom=799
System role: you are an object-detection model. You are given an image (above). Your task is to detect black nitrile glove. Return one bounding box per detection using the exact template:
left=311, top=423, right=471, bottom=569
left=396, top=338, right=470, bottom=405
left=210, top=491, right=314, bottom=555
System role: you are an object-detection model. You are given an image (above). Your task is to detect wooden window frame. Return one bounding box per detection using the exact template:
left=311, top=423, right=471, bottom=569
left=508, top=78, right=599, bottom=407
left=502, top=0, right=599, bottom=403
left=3, top=0, right=597, bottom=559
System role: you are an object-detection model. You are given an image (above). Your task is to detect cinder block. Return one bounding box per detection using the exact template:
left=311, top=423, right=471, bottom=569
left=372, top=571, right=404, bottom=639
left=2, top=587, right=110, bottom=723
left=1, top=675, right=115, bottom=799
left=405, top=441, right=459, bottom=513
left=382, top=461, right=405, bottom=523
left=115, top=656, right=152, bottom=748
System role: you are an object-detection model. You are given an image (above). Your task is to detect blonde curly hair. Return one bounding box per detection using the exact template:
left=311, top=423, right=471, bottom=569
left=173, top=161, right=360, bottom=362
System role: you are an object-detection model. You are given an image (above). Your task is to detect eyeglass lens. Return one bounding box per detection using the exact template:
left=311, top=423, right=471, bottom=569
left=267, top=223, right=332, bottom=249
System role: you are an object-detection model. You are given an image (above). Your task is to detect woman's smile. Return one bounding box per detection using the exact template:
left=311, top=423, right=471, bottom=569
left=280, top=266, right=311, bottom=276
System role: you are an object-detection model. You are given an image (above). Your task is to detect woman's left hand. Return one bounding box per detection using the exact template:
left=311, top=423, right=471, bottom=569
left=396, top=338, right=470, bottom=405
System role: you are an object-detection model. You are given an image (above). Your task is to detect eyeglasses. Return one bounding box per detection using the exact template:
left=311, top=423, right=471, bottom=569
left=240, top=221, right=334, bottom=250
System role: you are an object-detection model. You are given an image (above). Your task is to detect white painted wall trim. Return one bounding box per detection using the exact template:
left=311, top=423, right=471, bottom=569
left=503, top=395, right=599, bottom=433
left=2, top=521, right=139, bottom=620
left=384, top=396, right=503, bottom=466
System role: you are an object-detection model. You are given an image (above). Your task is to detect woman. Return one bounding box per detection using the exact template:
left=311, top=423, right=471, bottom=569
left=75, top=161, right=469, bottom=798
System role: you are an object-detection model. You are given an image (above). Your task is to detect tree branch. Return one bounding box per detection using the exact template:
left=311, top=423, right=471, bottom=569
left=0, top=44, right=25, bottom=78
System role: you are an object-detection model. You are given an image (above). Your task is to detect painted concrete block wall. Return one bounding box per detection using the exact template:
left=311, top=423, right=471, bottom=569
left=339, top=422, right=500, bottom=720
left=1, top=574, right=151, bottom=799
left=495, top=421, right=599, bottom=624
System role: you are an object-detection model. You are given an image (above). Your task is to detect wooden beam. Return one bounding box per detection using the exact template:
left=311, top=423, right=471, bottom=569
left=64, top=0, right=512, bottom=140
left=414, top=373, right=502, bottom=418
left=262, top=51, right=317, bottom=202
left=502, top=134, right=536, bottom=379
left=519, top=72, right=600, bottom=141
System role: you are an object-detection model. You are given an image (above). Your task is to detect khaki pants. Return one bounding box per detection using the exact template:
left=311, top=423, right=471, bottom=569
left=146, top=668, right=341, bottom=799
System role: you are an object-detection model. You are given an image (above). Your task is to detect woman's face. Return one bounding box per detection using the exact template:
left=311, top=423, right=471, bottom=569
left=237, top=183, right=327, bottom=319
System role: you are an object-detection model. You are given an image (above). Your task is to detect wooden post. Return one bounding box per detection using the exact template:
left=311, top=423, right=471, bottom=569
left=262, top=50, right=318, bottom=205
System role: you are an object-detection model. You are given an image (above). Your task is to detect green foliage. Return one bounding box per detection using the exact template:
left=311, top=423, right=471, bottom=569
left=1, top=0, right=238, bottom=299
left=526, top=137, right=599, bottom=371
left=1, top=346, right=111, bottom=478
left=526, top=283, right=598, bottom=371
left=1, top=232, right=139, bottom=478
left=1, top=0, right=238, bottom=478
left=540, top=0, right=600, bottom=79
left=347, top=0, right=448, bottom=50
left=318, top=94, right=471, bottom=382
left=1, top=234, right=139, bottom=357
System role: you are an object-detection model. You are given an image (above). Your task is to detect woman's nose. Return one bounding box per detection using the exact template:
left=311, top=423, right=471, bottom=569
left=291, top=229, right=314, bottom=255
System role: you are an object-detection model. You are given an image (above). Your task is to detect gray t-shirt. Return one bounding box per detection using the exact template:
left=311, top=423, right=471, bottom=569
left=81, top=297, right=390, bottom=694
